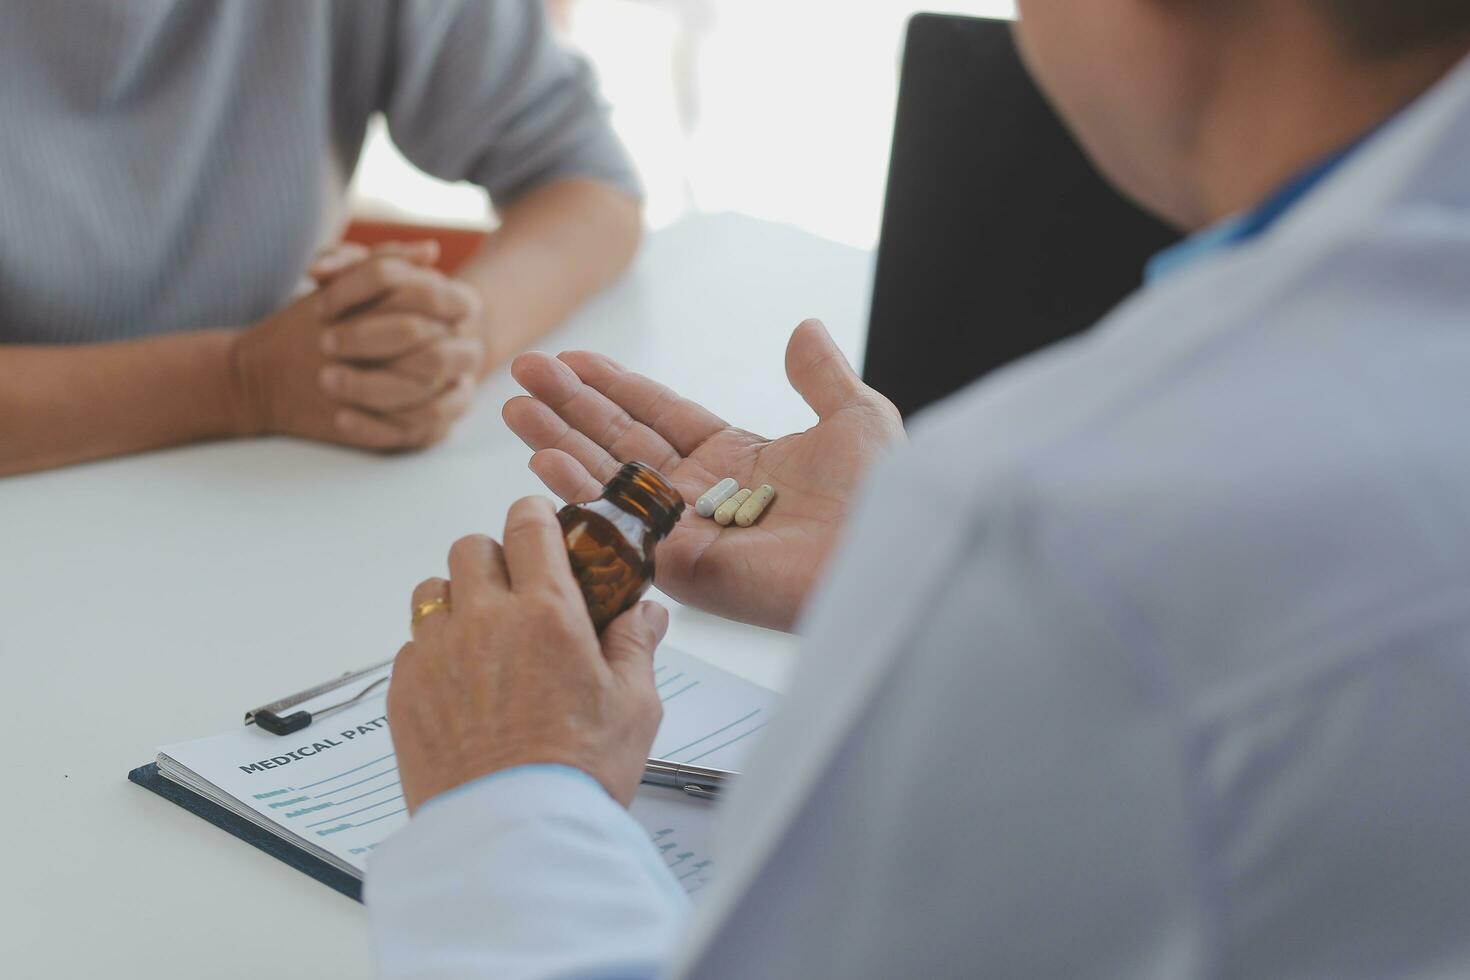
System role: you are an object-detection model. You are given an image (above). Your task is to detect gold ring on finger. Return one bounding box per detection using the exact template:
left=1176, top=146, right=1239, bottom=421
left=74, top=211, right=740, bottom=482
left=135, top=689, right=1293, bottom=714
left=411, top=597, right=452, bottom=633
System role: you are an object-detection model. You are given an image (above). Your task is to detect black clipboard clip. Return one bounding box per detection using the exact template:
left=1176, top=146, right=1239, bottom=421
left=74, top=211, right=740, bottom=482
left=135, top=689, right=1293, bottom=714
left=244, top=658, right=394, bottom=736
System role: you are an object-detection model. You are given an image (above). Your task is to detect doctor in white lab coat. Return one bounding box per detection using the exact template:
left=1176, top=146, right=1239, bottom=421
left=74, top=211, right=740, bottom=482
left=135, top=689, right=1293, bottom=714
left=367, top=1, right=1470, bottom=977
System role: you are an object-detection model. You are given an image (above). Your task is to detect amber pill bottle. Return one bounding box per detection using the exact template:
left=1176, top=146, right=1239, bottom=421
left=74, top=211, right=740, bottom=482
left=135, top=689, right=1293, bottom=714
left=559, top=461, right=685, bottom=632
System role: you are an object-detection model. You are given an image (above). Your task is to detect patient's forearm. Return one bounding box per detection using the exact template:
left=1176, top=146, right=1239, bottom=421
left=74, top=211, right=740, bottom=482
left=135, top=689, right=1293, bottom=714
left=459, top=178, right=643, bottom=369
left=0, top=330, right=243, bottom=477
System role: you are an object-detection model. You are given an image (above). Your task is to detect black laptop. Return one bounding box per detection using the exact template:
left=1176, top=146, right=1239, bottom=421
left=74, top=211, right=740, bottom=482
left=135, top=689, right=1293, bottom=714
left=862, top=13, right=1181, bottom=419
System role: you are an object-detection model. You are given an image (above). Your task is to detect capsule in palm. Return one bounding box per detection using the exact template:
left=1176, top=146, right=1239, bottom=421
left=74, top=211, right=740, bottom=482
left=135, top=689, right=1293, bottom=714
left=734, top=484, right=776, bottom=527
left=713, top=488, right=752, bottom=526
left=695, top=477, right=740, bottom=517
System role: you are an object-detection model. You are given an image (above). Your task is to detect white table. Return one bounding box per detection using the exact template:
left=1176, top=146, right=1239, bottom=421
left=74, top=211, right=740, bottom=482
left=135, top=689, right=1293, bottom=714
left=0, top=214, right=871, bottom=978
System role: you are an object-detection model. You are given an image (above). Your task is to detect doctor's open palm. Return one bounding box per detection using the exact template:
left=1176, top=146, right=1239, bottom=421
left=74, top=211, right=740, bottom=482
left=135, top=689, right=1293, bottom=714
left=503, top=319, right=904, bottom=630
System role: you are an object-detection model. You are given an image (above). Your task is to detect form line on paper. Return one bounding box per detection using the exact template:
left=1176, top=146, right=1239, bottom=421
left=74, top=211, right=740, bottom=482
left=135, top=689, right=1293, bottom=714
left=294, top=751, right=395, bottom=791
left=660, top=681, right=700, bottom=703
left=305, top=787, right=403, bottom=827
left=354, top=807, right=407, bottom=828
left=684, top=724, right=766, bottom=763
left=314, top=781, right=401, bottom=812
left=662, top=709, right=763, bottom=760
left=327, top=794, right=404, bottom=824
left=312, top=766, right=397, bottom=799
left=655, top=672, right=686, bottom=690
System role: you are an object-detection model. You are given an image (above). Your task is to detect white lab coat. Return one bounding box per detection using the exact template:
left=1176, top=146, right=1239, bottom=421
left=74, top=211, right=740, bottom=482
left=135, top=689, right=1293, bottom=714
left=367, top=55, right=1470, bottom=979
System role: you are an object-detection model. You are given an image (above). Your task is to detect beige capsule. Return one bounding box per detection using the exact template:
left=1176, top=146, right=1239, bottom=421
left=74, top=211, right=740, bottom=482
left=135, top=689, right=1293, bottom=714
left=734, top=484, right=776, bottom=527
left=713, top=488, right=752, bottom=526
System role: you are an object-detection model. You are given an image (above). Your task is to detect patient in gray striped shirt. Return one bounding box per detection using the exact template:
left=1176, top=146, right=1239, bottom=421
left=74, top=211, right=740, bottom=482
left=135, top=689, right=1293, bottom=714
left=0, top=0, right=643, bottom=475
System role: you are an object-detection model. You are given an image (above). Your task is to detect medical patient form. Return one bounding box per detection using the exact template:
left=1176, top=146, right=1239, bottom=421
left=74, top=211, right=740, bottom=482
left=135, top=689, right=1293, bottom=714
left=134, top=647, right=777, bottom=901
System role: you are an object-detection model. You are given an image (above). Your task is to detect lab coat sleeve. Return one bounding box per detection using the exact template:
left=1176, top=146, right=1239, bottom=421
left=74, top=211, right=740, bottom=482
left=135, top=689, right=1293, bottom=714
left=366, top=765, right=690, bottom=980
left=660, top=398, right=1219, bottom=977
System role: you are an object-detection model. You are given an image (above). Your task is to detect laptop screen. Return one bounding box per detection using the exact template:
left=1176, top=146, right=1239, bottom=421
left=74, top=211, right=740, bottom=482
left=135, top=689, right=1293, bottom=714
left=862, top=14, right=1181, bottom=419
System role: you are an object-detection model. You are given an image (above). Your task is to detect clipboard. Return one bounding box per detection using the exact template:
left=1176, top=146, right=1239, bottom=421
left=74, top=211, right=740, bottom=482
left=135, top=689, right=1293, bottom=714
left=127, top=645, right=772, bottom=903
left=128, top=762, right=362, bottom=901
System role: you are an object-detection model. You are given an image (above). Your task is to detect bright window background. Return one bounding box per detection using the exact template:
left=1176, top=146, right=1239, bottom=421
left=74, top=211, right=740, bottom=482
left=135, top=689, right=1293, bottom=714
left=347, top=1, right=1016, bottom=249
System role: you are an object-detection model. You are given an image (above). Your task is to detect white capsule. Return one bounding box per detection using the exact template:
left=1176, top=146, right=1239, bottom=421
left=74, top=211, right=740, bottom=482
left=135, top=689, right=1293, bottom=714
left=695, top=477, right=740, bottom=517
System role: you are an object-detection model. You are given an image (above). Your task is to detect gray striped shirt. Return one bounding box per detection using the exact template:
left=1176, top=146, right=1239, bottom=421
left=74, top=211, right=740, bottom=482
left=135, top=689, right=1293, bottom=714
left=0, top=0, right=638, bottom=344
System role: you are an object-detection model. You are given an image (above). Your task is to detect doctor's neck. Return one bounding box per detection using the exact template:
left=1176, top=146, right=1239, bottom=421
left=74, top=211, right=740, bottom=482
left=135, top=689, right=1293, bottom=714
left=1181, top=11, right=1470, bottom=228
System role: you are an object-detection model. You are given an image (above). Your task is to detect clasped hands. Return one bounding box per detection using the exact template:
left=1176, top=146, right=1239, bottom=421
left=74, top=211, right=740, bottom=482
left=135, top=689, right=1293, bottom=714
left=229, top=240, right=486, bottom=450
left=388, top=320, right=905, bottom=813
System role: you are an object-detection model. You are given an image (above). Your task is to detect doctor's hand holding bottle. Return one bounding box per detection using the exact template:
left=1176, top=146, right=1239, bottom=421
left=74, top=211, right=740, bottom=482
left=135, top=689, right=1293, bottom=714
left=501, top=319, right=905, bottom=630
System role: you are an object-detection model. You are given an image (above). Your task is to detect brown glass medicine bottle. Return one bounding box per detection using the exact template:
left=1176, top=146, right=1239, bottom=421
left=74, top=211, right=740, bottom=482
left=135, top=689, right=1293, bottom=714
left=559, top=461, right=685, bottom=632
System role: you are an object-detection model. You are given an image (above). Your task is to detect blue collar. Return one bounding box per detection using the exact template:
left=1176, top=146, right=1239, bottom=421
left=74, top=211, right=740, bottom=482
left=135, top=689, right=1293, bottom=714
left=1145, top=133, right=1374, bottom=282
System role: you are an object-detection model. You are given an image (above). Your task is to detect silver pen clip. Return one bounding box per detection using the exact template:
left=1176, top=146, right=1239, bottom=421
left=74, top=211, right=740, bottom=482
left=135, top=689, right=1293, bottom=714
left=642, top=758, right=738, bottom=799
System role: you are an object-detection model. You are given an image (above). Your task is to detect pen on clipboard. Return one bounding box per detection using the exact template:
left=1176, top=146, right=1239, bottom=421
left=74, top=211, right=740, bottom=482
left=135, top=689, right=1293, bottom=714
left=244, top=665, right=741, bottom=798
left=642, top=758, right=738, bottom=799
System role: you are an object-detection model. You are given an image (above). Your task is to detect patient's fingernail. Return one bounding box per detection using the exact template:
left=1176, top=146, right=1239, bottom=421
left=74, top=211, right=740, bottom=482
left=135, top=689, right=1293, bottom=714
left=319, top=366, right=344, bottom=392
left=335, top=410, right=355, bottom=431
left=319, top=331, right=337, bottom=354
